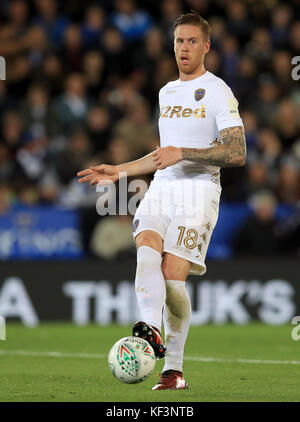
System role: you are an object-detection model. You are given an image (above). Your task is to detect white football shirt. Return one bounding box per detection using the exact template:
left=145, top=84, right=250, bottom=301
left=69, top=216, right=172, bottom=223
left=152, top=71, right=243, bottom=191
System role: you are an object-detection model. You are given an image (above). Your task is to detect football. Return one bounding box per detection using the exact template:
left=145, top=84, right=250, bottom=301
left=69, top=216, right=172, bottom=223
left=108, top=336, right=156, bottom=384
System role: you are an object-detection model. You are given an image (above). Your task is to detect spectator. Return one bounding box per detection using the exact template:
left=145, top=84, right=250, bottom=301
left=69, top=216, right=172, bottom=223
left=106, top=137, right=132, bottom=165
left=0, top=183, right=14, bottom=215
left=52, top=73, right=89, bottom=134
left=275, top=203, right=300, bottom=257
left=101, top=26, right=129, bottom=84
left=82, top=51, right=105, bottom=99
left=204, top=49, right=221, bottom=77
left=269, top=4, right=292, bottom=48
left=1, top=110, right=25, bottom=153
left=0, top=142, right=27, bottom=187
left=244, top=160, right=273, bottom=198
left=209, top=16, right=226, bottom=51
left=254, top=128, right=282, bottom=179
left=18, top=183, right=39, bottom=205
left=233, top=191, right=280, bottom=256
left=226, top=0, right=253, bottom=45
left=86, top=106, right=112, bottom=154
left=39, top=53, right=64, bottom=96
left=240, top=110, right=258, bottom=151
left=289, top=21, right=300, bottom=57
left=130, top=27, right=166, bottom=102
left=113, top=98, right=157, bottom=160
left=0, top=81, right=16, bottom=120
left=107, top=78, right=143, bottom=117
left=271, top=100, right=300, bottom=151
left=81, top=5, right=105, bottom=50
left=250, top=75, right=280, bottom=127
left=32, top=0, right=69, bottom=48
left=55, top=129, right=92, bottom=186
left=16, top=131, right=49, bottom=182
left=110, top=0, right=153, bottom=43
left=37, top=169, right=59, bottom=204
left=60, top=24, right=83, bottom=73
left=19, top=83, right=58, bottom=137
left=160, top=0, right=183, bottom=50
left=275, top=161, right=300, bottom=205
left=0, top=0, right=29, bottom=38
left=6, top=54, right=32, bottom=98
left=89, top=215, right=135, bottom=260
left=185, top=0, right=210, bottom=15
left=220, top=34, right=240, bottom=87
left=235, top=56, right=257, bottom=109
left=245, top=28, right=273, bottom=72
left=272, top=50, right=294, bottom=93
left=152, top=53, right=178, bottom=94
left=131, top=27, right=166, bottom=75
left=3, top=24, right=48, bottom=97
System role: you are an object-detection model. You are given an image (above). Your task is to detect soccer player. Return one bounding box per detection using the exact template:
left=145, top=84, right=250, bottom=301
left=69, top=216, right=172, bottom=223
left=78, top=11, right=246, bottom=390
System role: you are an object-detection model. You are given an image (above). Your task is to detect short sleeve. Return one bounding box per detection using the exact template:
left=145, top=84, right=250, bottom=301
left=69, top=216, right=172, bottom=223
left=213, top=82, right=243, bottom=132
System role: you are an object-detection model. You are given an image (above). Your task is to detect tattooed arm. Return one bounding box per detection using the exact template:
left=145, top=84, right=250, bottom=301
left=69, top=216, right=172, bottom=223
left=181, top=126, right=246, bottom=167
left=152, top=126, right=246, bottom=170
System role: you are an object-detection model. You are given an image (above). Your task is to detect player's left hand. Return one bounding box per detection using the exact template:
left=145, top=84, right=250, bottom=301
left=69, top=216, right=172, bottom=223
left=152, top=146, right=182, bottom=170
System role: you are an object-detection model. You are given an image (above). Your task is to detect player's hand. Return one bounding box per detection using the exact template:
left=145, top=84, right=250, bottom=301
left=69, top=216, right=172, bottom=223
left=152, top=146, right=182, bottom=170
left=77, top=164, right=119, bottom=186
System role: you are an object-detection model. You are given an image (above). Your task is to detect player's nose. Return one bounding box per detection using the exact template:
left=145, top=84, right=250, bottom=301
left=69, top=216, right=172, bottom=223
left=181, top=41, right=190, bottom=51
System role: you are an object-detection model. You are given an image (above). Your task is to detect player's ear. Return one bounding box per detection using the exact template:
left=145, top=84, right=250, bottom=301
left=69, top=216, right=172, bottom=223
left=204, top=40, right=210, bottom=55
left=173, top=28, right=177, bottom=53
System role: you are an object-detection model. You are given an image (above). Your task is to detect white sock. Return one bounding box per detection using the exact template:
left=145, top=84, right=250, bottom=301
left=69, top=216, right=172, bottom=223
left=134, top=246, right=165, bottom=332
left=162, top=279, right=191, bottom=373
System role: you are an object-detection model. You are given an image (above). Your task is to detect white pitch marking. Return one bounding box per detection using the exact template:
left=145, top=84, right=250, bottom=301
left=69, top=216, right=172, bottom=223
left=0, top=350, right=300, bottom=366
left=0, top=350, right=106, bottom=359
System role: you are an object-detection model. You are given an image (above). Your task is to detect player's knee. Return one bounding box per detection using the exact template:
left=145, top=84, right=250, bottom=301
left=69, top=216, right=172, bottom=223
left=162, top=263, right=181, bottom=281
left=135, top=231, right=163, bottom=254
left=162, top=255, right=190, bottom=281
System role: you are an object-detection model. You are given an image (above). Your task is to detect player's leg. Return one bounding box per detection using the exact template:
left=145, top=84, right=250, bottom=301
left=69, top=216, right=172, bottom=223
left=162, top=253, right=191, bottom=371
left=152, top=253, right=191, bottom=390
left=133, top=230, right=166, bottom=358
left=153, top=187, right=220, bottom=389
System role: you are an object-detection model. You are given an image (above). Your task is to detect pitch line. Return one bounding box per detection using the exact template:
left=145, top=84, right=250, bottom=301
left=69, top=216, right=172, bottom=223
left=0, top=350, right=300, bottom=366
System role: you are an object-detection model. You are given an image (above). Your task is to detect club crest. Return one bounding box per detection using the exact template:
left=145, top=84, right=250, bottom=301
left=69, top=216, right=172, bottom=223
left=195, top=88, right=205, bottom=101
left=132, top=219, right=139, bottom=232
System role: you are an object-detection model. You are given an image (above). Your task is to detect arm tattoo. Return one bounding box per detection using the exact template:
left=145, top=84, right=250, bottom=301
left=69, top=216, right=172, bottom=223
left=181, top=126, right=247, bottom=167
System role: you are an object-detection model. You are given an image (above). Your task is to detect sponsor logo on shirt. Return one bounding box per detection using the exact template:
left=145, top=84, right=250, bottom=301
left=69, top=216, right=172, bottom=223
left=160, top=105, right=206, bottom=118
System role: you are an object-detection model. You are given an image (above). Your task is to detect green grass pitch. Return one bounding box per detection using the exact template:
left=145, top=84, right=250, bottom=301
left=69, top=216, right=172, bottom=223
left=0, top=323, right=299, bottom=402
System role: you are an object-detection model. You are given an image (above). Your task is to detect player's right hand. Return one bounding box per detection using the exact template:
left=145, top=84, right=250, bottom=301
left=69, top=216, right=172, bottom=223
left=77, top=164, right=119, bottom=186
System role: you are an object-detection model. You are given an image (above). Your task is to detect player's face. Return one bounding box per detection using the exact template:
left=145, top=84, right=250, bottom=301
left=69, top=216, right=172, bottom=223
left=174, top=24, right=210, bottom=78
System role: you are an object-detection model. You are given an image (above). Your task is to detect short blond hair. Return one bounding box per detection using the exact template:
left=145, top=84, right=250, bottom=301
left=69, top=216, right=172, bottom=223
left=173, top=11, right=211, bottom=41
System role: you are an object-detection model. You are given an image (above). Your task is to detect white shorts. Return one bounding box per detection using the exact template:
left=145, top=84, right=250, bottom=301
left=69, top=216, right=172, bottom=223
left=132, top=180, right=220, bottom=275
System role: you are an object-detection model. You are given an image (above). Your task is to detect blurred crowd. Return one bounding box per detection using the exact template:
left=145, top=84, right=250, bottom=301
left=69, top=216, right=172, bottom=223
left=0, top=0, right=299, bottom=257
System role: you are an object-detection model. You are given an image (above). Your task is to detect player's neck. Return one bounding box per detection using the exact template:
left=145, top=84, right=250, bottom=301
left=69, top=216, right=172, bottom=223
left=179, top=66, right=207, bottom=82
